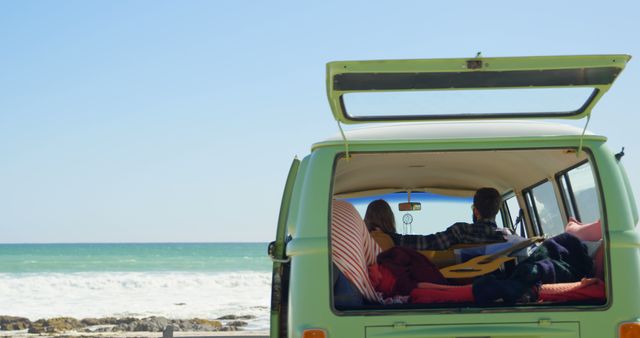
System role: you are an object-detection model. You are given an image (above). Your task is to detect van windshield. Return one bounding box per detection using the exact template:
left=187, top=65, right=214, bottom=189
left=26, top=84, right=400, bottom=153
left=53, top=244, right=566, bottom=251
left=345, top=192, right=473, bottom=235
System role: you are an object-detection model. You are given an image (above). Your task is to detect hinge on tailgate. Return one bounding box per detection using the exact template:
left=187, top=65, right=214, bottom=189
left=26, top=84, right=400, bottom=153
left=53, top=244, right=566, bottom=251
left=336, top=120, right=350, bottom=161
left=577, top=113, right=591, bottom=158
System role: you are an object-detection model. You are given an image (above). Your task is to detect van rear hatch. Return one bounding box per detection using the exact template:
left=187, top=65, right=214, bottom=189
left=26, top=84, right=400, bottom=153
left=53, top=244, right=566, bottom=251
left=327, top=54, right=629, bottom=123
left=366, top=321, right=580, bottom=338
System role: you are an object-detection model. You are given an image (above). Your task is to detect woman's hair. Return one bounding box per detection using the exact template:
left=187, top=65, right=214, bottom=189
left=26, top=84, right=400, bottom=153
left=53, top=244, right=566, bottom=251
left=364, top=199, right=396, bottom=234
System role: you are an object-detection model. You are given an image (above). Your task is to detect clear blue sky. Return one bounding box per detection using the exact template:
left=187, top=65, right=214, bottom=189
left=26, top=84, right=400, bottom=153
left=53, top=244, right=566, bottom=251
left=1, top=1, right=638, bottom=243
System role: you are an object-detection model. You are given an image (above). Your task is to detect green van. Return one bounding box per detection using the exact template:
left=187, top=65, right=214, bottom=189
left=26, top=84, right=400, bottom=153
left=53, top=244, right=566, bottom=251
left=269, top=55, right=640, bottom=338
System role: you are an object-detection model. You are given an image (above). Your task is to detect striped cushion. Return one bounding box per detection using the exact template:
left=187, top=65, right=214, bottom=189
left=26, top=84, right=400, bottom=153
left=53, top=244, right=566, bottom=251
left=332, top=200, right=382, bottom=303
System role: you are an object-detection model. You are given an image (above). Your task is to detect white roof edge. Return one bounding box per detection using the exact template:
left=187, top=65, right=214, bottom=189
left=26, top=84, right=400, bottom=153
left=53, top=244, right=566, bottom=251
left=319, top=121, right=601, bottom=143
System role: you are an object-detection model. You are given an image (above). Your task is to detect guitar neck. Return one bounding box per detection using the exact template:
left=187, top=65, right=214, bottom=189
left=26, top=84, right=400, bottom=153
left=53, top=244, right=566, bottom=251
left=483, top=236, right=543, bottom=262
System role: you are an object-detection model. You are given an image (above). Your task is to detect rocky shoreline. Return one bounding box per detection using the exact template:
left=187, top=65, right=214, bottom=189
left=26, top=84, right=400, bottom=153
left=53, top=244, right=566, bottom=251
left=0, top=315, right=258, bottom=334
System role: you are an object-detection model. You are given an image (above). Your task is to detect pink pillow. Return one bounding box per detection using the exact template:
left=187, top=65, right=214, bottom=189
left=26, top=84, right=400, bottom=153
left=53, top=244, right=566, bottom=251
left=564, top=218, right=604, bottom=280
left=564, top=218, right=602, bottom=241
left=592, top=245, right=604, bottom=280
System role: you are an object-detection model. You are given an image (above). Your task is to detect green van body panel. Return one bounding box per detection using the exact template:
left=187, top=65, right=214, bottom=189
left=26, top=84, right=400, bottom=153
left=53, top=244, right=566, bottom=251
left=270, top=158, right=300, bottom=338
left=272, top=55, right=639, bottom=338
left=617, top=161, right=639, bottom=225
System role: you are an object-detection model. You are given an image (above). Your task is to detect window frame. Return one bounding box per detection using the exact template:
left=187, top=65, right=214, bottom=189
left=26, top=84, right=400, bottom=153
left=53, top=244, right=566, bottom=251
left=555, top=159, right=596, bottom=223
left=523, top=178, right=551, bottom=236
left=503, top=192, right=528, bottom=238
left=499, top=192, right=516, bottom=234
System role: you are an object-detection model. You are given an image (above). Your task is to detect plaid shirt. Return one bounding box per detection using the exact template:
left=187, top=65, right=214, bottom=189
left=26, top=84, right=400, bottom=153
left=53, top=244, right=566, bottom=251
left=389, top=220, right=506, bottom=251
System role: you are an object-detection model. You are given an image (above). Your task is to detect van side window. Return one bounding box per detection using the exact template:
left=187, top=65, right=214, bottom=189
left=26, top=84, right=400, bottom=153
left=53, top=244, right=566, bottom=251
left=557, top=162, right=601, bottom=223
left=505, top=195, right=528, bottom=237
left=524, top=193, right=539, bottom=235
left=494, top=209, right=505, bottom=229
left=525, top=181, right=564, bottom=236
left=558, top=176, right=577, bottom=220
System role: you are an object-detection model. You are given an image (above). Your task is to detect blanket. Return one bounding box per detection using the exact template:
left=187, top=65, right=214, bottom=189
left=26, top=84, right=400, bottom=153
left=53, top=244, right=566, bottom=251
left=411, top=278, right=605, bottom=304
left=473, top=232, right=593, bottom=304
left=369, top=246, right=446, bottom=297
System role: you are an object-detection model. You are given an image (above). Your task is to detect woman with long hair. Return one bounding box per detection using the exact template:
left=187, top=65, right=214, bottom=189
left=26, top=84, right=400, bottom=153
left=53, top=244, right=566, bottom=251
left=364, top=199, right=397, bottom=250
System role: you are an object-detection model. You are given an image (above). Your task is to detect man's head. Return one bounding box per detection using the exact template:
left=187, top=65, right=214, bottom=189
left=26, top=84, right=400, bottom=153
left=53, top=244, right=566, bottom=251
left=473, top=187, right=501, bottom=221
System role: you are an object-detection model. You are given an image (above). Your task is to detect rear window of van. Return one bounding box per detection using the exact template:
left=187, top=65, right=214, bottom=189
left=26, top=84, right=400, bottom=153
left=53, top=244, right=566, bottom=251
left=330, top=149, right=606, bottom=312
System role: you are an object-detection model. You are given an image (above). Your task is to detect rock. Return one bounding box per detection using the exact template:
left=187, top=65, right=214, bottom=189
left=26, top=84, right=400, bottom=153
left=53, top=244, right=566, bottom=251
left=162, top=324, right=174, bottom=338
left=115, top=317, right=138, bottom=325
left=0, top=315, right=257, bottom=334
left=49, top=317, right=83, bottom=331
left=216, top=315, right=237, bottom=320
left=0, top=315, right=31, bottom=330
left=28, top=317, right=82, bottom=333
left=111, top=317, right=154, bottom=332
left=227, top=320, right=248, bottom=327
left=81, top=317, right=119, bottom=326
left=216, top=314, right=256, bottom=320
left=28, top=320, right=47, bottom=334
left=112, top=325, right=126, bottom=332
left=172, top=319, right=191, bottom=330
left=133, top=316, right=169, bottom=332
left=192, top=318, right=222, bottom=331
left=80, top=318, right=100, bottom=326
left=193, top=318, right=221, bottom=326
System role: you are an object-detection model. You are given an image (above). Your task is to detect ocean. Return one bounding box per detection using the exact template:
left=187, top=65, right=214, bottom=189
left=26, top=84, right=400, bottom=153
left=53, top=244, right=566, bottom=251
left=0, top=243, right=272, bottom=331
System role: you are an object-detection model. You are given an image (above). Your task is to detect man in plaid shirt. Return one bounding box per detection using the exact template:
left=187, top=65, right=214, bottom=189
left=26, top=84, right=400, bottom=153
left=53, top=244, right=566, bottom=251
left=390, top=187, right=507, bottom=250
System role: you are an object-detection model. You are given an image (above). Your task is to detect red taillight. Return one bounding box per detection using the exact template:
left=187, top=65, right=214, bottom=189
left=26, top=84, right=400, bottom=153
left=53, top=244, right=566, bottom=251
left=302, top=328, right=327, bottom=338
left=619, top=322, right=640, bottom=338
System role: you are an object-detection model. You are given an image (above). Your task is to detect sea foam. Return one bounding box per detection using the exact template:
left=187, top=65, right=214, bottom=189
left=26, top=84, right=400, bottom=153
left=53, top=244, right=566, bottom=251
left=0, top=271, right=271, bottom=330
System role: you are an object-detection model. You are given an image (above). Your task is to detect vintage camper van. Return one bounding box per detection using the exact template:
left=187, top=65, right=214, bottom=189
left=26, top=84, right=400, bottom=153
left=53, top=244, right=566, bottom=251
left=268, top=55, right=640, bottom=338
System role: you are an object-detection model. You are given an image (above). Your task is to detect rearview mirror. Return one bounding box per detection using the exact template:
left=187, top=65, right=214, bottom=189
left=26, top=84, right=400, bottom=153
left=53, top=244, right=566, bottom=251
left=399, top=202, right=421, bottom=211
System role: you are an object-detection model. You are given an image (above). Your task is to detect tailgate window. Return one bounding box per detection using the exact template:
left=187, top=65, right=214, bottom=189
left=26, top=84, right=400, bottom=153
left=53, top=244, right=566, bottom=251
left=330, top=149, right=606, bottom=313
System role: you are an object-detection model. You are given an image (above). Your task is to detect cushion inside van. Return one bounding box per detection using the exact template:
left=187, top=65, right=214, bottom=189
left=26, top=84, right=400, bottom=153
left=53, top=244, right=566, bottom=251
left=565, top=218, right=601, bottom=241
left=412, top=278, right=605, bottom=304
left=564, top=218, right=604, bottom=279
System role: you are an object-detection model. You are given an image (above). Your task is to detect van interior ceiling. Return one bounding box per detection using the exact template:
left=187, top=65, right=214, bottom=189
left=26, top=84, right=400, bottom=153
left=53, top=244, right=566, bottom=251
left=333, top=149, right=588, bottom=198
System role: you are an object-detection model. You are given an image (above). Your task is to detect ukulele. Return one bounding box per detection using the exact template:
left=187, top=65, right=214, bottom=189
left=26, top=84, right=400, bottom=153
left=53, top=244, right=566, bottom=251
left=439, top=236, right=544, bottom=279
